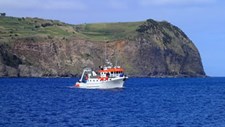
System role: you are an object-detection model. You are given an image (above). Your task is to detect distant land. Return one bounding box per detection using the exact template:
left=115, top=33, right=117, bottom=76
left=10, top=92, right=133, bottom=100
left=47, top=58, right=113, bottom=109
left=0, top=16, right=205, bottom=77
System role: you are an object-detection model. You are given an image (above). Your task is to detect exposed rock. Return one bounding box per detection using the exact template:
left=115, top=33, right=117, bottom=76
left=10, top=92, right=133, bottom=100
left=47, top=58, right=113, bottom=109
left=18, top=65, right=44, bottom=77
left=0, top=64, right=6, bottom=77
left=0, top=18, right=206, bottom=77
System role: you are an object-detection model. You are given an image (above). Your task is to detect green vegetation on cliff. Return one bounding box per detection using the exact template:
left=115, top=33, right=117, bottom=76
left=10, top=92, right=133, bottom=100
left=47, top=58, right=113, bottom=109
left=0, top=17, right=76, bottom=43
left=0, top=16, right=143, bottom=42
left=0, top=16, right=205, bottom=77
left=75, top=22, right=143, bottom=41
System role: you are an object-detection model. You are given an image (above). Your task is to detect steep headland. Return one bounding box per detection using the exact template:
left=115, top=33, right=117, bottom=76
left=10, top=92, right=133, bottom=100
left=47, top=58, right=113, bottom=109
left=0, top=17, right=205, bottom=77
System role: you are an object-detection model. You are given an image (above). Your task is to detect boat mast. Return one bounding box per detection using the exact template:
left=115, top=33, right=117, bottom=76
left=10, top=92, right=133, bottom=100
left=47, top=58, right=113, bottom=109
left=103, top=38, right=113, bottom=67
left=115, top=49, right=119, bottom=67
left=104, top=40, right=107, bottom=63
left=104, top=38, right=110, bottom=65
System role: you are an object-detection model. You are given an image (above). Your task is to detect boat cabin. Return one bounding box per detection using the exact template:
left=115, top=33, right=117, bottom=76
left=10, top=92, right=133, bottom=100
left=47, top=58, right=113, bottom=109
left=98, top=66, right=124, bottom=78
left=79, top=66, right=125, bottom=83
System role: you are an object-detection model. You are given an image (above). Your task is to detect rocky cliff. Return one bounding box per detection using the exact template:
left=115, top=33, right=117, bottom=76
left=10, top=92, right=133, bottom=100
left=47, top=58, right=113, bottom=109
left=0, top=17, right=205, bottom=77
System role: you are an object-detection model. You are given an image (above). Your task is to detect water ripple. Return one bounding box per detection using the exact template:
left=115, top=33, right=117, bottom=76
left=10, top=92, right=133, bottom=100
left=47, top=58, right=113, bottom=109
left=1, top=78, right=225, bottom=126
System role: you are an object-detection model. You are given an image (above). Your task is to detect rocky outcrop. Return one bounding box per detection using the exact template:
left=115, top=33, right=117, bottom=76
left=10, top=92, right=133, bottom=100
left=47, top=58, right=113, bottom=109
left=0, top=18, right=205, bottom=77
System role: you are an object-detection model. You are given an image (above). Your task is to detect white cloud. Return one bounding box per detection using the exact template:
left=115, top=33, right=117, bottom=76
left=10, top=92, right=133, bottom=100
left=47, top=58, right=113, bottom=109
left=43, top=0, right=87, bottom=10
left=139, top=0, right=215, bottom=6
left=0, top=0, right=87, bottom=11
left=107, top=0, right=129, bottom=10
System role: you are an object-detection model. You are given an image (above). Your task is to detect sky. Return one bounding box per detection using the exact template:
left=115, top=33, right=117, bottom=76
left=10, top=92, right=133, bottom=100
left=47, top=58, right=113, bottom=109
left=1, top=0, right=225, bottom=76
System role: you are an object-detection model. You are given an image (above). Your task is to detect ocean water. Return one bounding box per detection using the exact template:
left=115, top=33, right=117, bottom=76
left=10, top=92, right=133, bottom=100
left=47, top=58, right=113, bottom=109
left=1, top=78, right=225, bottom=127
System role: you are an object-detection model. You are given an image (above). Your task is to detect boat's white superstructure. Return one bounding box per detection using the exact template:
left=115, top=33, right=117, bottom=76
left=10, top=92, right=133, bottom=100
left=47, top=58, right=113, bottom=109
left=75, top=61, right=128, bottom=89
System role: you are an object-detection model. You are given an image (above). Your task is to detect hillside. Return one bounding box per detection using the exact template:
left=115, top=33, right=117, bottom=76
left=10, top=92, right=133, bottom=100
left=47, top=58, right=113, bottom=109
left=0, top=16, right=205, bottom=77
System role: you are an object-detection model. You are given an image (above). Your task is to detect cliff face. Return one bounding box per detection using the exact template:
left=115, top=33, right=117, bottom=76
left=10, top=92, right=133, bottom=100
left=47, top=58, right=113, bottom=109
left=0, top=17, right=205, bottom=77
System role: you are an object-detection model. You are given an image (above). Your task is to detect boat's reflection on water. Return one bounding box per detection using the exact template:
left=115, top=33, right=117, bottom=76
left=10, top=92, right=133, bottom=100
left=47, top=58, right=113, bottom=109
left=68, top=85, right=125, bottom=92
left=100, top=87, right=125, bottom=92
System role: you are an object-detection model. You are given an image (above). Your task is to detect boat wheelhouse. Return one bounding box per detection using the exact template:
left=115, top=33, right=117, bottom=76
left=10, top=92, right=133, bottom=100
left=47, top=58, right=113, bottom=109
left=75, top=60, right=128, bottom=89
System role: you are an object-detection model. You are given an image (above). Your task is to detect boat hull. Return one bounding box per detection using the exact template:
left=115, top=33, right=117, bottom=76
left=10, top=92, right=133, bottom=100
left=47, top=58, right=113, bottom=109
left=75, top=77, right=126, bottom=89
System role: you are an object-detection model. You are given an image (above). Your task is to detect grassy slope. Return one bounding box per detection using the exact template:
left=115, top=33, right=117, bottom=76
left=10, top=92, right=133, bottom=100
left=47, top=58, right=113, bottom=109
left=0, top=16, right=195, bottom=53
left=0, top=16, right=193, bottom=52
left=0, top=16, right=144, bottom=43
left=0, top=17, right=77, bottom=43
left=75, top=22, right=143, bottom=41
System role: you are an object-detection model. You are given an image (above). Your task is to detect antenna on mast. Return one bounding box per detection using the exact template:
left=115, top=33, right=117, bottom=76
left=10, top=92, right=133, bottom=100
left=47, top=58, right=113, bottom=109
left=105, top=40, right=107, bottom=63
left=104, top=39, right=113, bottom=67
left=115, top=49, right=119, bottom=67
left=103, top=37, right=108, bottom=65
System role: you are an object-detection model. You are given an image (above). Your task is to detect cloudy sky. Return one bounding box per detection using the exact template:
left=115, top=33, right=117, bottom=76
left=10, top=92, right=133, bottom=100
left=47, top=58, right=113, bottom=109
left=1, top=0, right=225, bottom=76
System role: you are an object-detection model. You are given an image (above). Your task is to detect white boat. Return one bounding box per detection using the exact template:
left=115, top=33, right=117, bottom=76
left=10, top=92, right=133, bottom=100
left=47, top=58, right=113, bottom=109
left=75, top=60, right=128, bottom=89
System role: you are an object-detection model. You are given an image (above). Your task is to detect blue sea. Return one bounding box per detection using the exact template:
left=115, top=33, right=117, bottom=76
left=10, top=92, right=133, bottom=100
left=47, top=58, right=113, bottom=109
left=1, top=78, right=225, bottom=127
